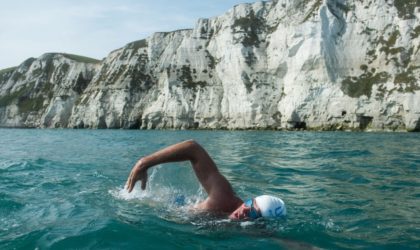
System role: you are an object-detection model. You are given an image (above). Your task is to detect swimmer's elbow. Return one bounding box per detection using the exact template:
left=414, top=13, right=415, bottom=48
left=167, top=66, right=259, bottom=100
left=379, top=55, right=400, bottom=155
left=185, top=139, right=201, bottom=150
left=184, top=139, right=205, bottom=161
left=185, top=139, right=198, bottom=145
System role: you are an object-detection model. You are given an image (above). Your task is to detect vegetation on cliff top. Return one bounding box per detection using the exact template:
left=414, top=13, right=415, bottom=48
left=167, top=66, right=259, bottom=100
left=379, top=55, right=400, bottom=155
left=0, top=67, right=17, bottom=83
left=0, top=67, right=17, bottom=75
left=232, top=9, right=266, bottom=47
left=126, top=39, right=148, bottom=51
left=62, top=53, right=100, bottom=64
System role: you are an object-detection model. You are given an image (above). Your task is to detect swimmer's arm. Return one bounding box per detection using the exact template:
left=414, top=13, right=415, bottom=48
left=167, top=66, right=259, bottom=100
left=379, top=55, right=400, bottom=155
left=125, top=140, right=235, bottom=200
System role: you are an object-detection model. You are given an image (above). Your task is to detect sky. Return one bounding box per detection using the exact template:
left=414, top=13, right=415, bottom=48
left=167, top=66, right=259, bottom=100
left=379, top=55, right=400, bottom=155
left=0, top=0, right=252, bottom=69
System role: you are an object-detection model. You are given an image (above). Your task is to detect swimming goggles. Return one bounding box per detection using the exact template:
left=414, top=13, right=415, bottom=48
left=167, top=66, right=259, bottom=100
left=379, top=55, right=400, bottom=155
left=244, top=199, right=262, bottom=219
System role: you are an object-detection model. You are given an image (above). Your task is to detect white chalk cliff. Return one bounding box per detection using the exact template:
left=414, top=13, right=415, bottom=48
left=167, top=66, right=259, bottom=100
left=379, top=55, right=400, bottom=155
left=0, top=0, right=419, bottom=131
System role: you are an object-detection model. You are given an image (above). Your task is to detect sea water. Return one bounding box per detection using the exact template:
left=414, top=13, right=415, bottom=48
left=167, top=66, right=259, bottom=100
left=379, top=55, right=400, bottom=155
left=0, top=129, right=419, bottom=249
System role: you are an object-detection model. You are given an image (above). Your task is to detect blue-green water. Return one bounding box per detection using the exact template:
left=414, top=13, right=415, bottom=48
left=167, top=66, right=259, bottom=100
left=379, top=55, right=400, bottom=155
left=0, top=129, right=419, bottom=249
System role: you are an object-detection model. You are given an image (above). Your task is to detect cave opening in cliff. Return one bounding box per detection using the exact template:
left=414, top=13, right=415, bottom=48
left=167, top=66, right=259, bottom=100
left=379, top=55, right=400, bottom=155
left=414, top=118, right=420, bottom=132
left=293, top=121, right=307, bottom=130
left=358, top=116, right=373, bottom=130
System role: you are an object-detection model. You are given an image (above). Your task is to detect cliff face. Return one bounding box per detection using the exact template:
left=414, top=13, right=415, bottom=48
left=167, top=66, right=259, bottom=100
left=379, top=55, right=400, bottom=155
left=1, top=0, right=419, bottom=131
left=0, top=54, right=98, bottom=128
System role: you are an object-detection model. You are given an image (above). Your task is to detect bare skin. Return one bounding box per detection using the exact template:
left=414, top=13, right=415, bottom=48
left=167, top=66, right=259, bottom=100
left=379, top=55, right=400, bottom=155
left=125, top=140, right=259, bottom=219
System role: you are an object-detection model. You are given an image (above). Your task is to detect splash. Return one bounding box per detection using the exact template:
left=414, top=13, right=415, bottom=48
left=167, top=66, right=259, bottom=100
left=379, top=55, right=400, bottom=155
left=112, top=167, right=165, bottom=200
left=109, top=166, right=206, bottom=223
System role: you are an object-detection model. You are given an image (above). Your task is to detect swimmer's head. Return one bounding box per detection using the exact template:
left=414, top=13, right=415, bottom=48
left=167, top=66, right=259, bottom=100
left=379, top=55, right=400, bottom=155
left=254, top=195, right=286, bottom=218
left=229, top=195, right=286, bottom=220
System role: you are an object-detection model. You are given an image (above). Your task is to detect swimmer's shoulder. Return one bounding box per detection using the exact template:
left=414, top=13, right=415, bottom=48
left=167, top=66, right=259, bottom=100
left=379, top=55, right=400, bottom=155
left=193, top=196, right=242, bottom=214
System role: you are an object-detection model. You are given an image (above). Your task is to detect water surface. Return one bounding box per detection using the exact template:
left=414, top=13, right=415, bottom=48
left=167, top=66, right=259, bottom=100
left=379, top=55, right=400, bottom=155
left=0, top=129, right=419, bottom=249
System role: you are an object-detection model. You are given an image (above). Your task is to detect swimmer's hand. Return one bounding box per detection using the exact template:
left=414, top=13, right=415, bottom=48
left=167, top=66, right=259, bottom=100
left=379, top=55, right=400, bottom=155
left=125, top=159, right=148, bottom=192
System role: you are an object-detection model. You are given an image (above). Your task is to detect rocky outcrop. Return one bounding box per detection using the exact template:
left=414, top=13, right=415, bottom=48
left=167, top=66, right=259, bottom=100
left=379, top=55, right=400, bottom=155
left=0, top=54, right=98, bottom=128
left=0, top=0, right=419, bottom=131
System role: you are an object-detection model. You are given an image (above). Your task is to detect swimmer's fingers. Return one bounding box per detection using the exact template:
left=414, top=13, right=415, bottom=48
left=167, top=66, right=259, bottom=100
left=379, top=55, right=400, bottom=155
left=126, top=166, right=140, bottom=192
left=126, top=159, right=148, bottom=192
left=126, top=166, right=148, bottom=192
left=125, top=171, right=134, bottom=192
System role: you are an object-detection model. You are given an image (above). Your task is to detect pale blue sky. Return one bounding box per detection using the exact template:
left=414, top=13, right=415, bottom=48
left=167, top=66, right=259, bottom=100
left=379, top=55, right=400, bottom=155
left=0, top=0, right=253, bottom=69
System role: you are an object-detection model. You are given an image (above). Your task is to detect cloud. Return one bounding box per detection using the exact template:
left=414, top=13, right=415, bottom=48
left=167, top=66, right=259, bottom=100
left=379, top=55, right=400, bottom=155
left=0, top=0, right=250, bottom=69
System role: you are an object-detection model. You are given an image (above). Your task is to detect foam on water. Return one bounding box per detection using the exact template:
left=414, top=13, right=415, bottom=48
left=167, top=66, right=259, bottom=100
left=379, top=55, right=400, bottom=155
left=110, top=166, right=204, bottom=205
left=109, top=167, right=284, bottom=231
left=109, top=166, right=209, bottom=225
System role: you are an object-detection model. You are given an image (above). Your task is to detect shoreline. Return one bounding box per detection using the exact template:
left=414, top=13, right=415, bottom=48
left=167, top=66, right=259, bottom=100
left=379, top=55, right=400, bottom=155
left=0, top=126, right=417, bottom=132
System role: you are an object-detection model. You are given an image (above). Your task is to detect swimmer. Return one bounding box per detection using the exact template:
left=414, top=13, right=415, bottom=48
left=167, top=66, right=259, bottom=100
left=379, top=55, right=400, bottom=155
left=125, top=140, right=286, bottom=220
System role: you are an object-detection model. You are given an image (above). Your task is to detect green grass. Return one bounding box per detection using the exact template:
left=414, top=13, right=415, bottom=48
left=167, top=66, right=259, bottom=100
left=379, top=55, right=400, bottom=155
left=0, top=83, right=34, bottom=107
left=231, top=10, right=265, bottom=47
left=411, top=26, right=420, bottom=39
left=178, top=65, right=206, bottom=90
left=0, top=89, right=24, bottom=107
left=342, top=62, right=419, bottom=98
left=62, top=53, right=100, bottom=64
left=341, top=71, right=390, bottom=98
left=0, top=67, right=17, bottom=83
left=393, top=66, right=420, bottom=93
left=387, top=30, right=400, bottom=47
left=11, top=72, right=25, bottom=82
left=126, top=39, right=148, bottom=50
left=378, top=30, right=400, bottom=56
left=0, top=82, right=50, bottom=113
left=393, top=0, right=418, bottom=19
left=204, top=50, right=216, bottom=69
left=17, top=95, right=45, bottom=113
left=394, top=71, right=416, bottom=85
left=0, top=67, right=17, bottom=75
left=374, top=29, right=416, bottom=67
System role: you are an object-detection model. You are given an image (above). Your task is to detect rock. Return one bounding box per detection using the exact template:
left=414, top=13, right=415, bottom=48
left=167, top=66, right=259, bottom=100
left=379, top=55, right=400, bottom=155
left=0, top=0, right=419, bottom=131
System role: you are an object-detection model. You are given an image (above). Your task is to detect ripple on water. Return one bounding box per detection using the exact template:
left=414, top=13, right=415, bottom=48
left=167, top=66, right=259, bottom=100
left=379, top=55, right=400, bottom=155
left=0, top=193, right=25, bottom=212
left=0, top=229, right=48, bottom=249
left=40, top=179, right=78, bottom=190
left=1, top=130, right=419, bottom=249
left=0, top=160, right=30, bottom=172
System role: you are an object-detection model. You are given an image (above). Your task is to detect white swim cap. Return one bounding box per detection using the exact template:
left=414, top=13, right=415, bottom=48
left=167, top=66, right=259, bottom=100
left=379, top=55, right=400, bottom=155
left=254, top=195, right=286, bottom=217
